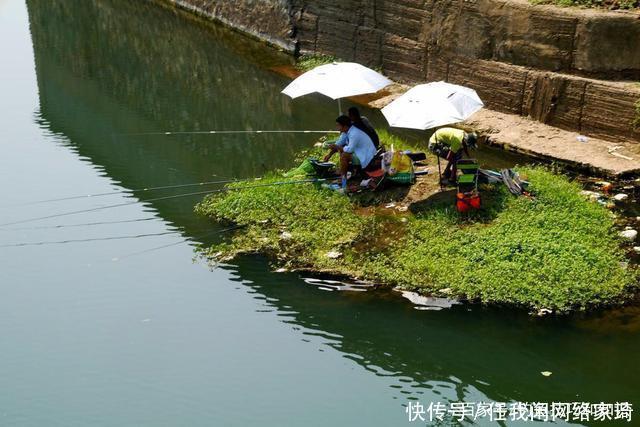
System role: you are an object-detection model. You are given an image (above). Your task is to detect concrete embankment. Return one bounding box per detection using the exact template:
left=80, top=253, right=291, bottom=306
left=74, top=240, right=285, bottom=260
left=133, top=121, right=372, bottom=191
left=161, top=0, right=640, bottom=175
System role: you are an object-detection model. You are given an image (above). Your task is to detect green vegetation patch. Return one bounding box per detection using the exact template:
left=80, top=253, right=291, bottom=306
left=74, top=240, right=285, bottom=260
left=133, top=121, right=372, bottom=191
left=530, top=0, right=639, bottom=9
left=195, top=146, right=636, bottom=312
left=295, top=54, right=384, bottom=74
left=295, top=54, right=338, bottom=72
left=388, top=168, right=635, bottom=311
left=634, top=98, right=640, bottom=131
left=195, top=173, right=368, bottom=269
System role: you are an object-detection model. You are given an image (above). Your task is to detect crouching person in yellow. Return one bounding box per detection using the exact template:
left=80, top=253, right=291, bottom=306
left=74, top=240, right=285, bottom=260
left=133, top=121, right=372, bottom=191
left=428, top=127, right=477, bottom=185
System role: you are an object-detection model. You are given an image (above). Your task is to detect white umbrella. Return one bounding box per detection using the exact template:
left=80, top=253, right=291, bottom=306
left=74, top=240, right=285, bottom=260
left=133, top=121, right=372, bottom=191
left=282, top=62, right=392, bottom=113
left=381, top=81, right=484, bottom=130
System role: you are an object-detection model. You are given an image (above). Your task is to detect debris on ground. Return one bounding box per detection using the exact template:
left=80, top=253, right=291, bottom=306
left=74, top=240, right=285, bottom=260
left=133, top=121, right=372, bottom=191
left=280, top=231, right=293, bottom=240
left=620, top=229, right=638, bottom=242
left=536, top=308, right=553, bottom=317
left=595, top=181, right=613, bottom=193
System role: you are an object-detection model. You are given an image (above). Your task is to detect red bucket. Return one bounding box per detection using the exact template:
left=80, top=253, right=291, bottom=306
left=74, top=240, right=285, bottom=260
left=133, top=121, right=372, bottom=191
left=456, top=192, right=481, bottom=213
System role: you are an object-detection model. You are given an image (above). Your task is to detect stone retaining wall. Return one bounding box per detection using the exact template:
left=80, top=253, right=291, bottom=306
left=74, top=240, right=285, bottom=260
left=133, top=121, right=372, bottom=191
left=164, top=0, right=640, bottom=142
left=293, top=0, right=640, bottom=79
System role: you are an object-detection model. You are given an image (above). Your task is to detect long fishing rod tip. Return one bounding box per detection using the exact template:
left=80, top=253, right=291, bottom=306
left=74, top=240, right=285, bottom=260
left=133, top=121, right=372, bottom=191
left=209, top=131, right=216, bottom=134
left=256, top=130, right=263, bottom=133
left=164, top=132, right=171, bottom=135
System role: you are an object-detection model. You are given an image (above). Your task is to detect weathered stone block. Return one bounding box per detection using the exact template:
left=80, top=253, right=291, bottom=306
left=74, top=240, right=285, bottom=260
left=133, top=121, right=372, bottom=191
left=376, top=0, right=428, bottom=40
left=573, top=14, right=640, bottom=77
left=524, top=73, right=588, bottom=131
left=381, top=33, right=425, bottom=80
left=448, top=58, right=528, bottom=115
left=425, top=53, right=449, bottom=82
left=581, top=83, right=640, bottom=142
left=316, top=18, right=359, bottom=55
left=355, top=26, right=383, bottom=67
left=296, top=11, right=319, bottom=51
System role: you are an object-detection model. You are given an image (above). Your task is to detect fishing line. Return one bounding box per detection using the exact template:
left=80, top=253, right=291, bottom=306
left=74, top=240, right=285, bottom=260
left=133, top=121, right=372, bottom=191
left=0, top=178, right=325, bottom=228
left=112, top=225, right=244, bottom=261
left=120, top=129, right=340, bottom=136
left=2, top=217, right=157, bottom=232
left=0, top=231, right=180, bottom=248
left=7, top=177, right=259, bottom=207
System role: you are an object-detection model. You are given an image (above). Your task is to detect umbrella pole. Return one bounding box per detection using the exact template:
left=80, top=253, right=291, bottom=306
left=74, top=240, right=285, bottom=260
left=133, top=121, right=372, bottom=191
left=437, top=155, right=443, bottom=191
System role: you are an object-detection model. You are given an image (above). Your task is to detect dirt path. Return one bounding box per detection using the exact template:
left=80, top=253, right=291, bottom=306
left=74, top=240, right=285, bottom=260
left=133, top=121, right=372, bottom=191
left=464, top=109, right=640, bottom=177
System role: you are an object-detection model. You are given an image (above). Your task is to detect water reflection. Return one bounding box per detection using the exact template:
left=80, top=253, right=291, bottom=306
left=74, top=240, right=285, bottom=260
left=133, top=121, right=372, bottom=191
left=223, top=258, right=637, bottom=413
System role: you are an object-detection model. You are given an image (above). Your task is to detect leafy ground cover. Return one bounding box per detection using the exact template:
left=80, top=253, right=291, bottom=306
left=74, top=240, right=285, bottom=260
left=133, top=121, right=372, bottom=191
left=195, top=136, right=637, bottom=313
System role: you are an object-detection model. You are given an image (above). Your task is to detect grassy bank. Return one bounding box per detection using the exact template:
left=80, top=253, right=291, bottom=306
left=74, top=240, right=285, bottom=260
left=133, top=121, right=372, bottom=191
left=295, top=54, right=337, bottom=72
left=295, top=54, right=384, bottom=74
left=531, top=0, right=639, bottom=9
left=195, top=140, right=637, bottom=313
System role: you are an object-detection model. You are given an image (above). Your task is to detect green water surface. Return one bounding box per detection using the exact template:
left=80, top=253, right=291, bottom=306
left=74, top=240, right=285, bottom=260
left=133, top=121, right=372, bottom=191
left=0, top=1, right=638, bottom=426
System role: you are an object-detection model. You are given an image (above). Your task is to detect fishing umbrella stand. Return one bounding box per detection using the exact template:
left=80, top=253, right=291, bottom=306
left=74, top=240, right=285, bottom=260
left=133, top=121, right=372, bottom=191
left=281, top=62, right=392, bottom=115
left=380, top=81, right=484, bottom=189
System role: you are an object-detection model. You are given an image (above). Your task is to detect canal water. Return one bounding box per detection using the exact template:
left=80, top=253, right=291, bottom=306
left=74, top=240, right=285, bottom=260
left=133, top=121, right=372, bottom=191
left=0, top=1, right=638, bottom=425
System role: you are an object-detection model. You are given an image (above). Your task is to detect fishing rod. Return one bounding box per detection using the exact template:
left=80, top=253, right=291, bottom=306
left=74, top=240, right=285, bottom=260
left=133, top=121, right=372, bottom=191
left=0, top=178, right=326, bottom=228
left=6, top=177, right=260, bottom=208
left=119, top=129, right=340, bottom=136
left=0, top=230, right=180, bottom=248
left=1, top=224, right=242, bottom=252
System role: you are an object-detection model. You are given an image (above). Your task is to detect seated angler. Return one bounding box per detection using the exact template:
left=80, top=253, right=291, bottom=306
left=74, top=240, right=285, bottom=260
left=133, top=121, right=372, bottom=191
left=324, top=115, right=377, bottom=184
left=348, top=106, right=380, bottom=149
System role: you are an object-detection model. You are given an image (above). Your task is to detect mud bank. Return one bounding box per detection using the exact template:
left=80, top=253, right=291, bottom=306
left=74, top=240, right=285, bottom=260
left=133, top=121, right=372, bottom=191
left=161, top=0, right=640, bottom=144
